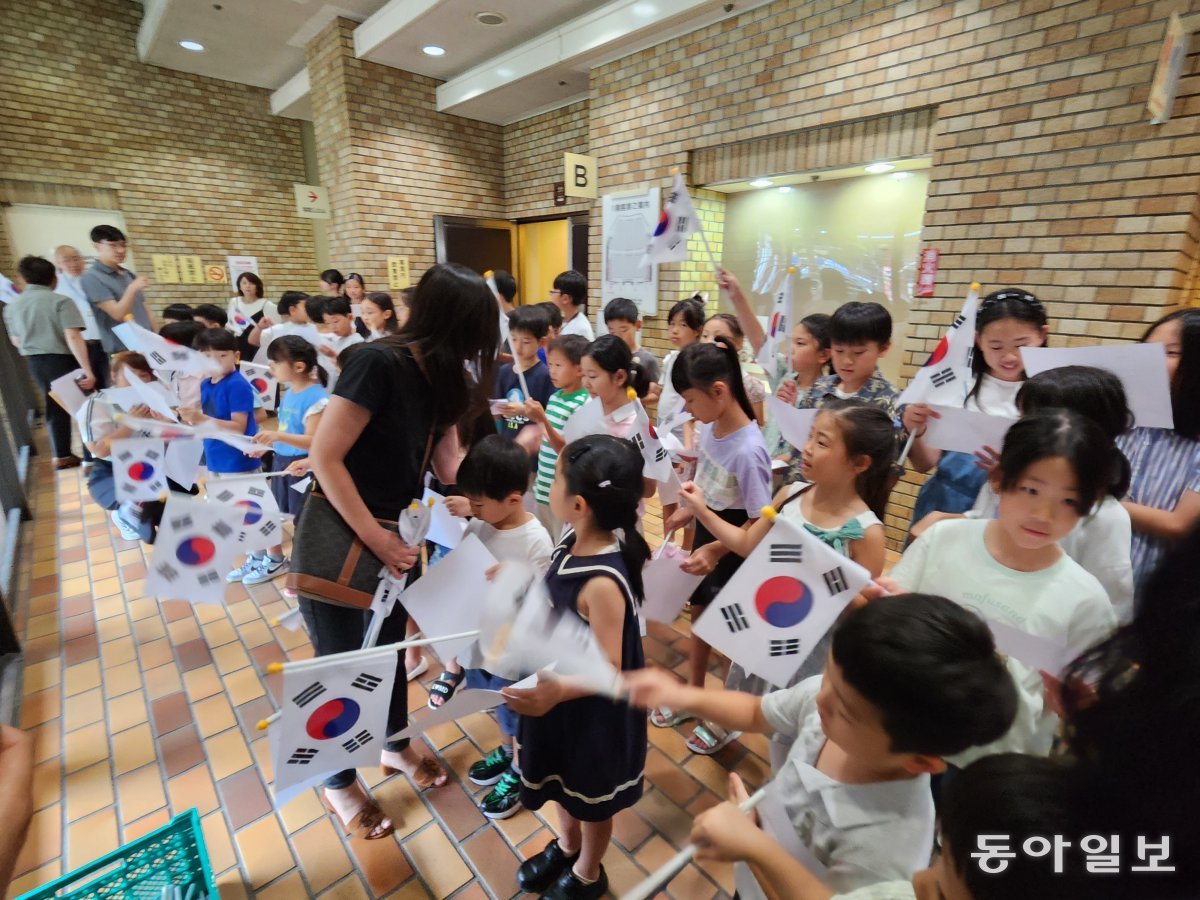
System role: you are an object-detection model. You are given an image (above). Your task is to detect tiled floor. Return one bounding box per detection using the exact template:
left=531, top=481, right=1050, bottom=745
left=7, top=455, right=773, bottom=899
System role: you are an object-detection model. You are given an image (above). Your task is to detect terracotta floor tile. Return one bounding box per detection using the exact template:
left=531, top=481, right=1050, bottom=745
left=238, top=618, right=275, bottom=649
left=213, top=640, right=252, bottom=675
left=184, top=664, right=224, bottom=702
left=113, top=722, right=157, bottom=775
left=152, top=691, right=193, bottom=735
left=169, top=765, right=220, bottom=816
left=161, top=599, right=194, bottom=622
left=202, top=810, right=241, bottom=877
left=30, top=757, right=61, bottom=814
left=65, top=721, right=109, bottom=773
left=249, top=640, right=287, bottom=671
left=133, top=615, right=167, bottom=643
left=62, top=611, right=96, bottom=642
left=93, top=595, right=126, bottom=621
left=103, top=659, right=143, bottom=696
left=107, top=690, right=149, bottom=732
left=494, top=805, right=543, bottom=847
left=65, top=806, right=119, bottom=871
left=318, top=874, right=372, bottom=899
left=236, top=695, right=276, bottom=743
left=424, top=777, right=486, bottom=841
left=635, top=790, right=693, bottom=849
left=279, top=789, right=325, bottom=834
left=7, top=860, right=61, bottom=898
left=138, top=637, right=174, bottom=669
left=117, top=763, right=168, bottom=823
left=20, top=687, right=61, bottom=730
left=159, top=723, right=206, bottom=777
left=92, top=576, right=123, bottom=598
left=175, top=635, right=214, bottom=672
left=65, top=762, right=114, bottom=821
left=97, top=614, right=131, bottom=642
left=646, top=746, right=703, bottom=807
left=250, top=736, right=274, bottom=784
left=31, top=720, right=61, bottom=766
left=462, top=826, right=521, bottom=899
left=255, top=869, right=306, bottom=900
left=402, top=824, right=470, bottom=897
left=202, top=617, right=240, bottom=647
left=207, top=727, right=254, bottom=780
left=225, top=666, right=266, bottom=706
left=64, top=632, right=100, bottom=665
left=167, top=614, right=202, bottom=645
left=603, top=844, right=651, bottom=895
left=23, top=658, right=61, bottom=694
left=613, top=806, right=654, bottom=851
left=100, top=634, right=137, bottom=667
left=666, top=862, right=719, bottom=899
left=292, top=817, right=354, bottom=893
left=123, top=807, right=172, bottom=843
left=234, top=814, right=296, bottom=889
left=633, top=832, right=678, bottom=872
left=25, top=612, right=58, bottom=641
left=144, top=662, right=183, bottom=700
left=60, top=575, right=89, bottom=596
left=218, top=766, right=273, bottom=830
left=14, top=804, right=62, bottom=876
left=193, top=693, right=237, bottom=738
left=372, top=776, right=433, bottom=841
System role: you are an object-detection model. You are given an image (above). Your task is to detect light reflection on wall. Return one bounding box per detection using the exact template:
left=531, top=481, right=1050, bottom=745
left=722, top=169, right=930, bottom=384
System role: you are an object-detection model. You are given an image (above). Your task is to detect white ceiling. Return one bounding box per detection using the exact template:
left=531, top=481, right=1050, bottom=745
left=140, top=0, right=776, bottom=125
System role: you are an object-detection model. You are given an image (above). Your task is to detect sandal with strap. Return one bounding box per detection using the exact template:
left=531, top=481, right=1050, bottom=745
left=323, top=790, right=395, bottom=841
left=428, top=669, right=466, bottom=710
left=382, top=753, right=449, bottom=789
left=686, top=720, right=742, bottom=756
left=649, top=706, right=694, bottom=728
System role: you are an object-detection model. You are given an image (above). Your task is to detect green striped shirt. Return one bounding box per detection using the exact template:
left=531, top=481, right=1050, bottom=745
left=533, top=388, right=590, bottom=504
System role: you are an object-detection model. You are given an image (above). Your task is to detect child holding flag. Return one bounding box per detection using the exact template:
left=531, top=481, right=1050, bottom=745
left=495, top=305, right=554, bottom=450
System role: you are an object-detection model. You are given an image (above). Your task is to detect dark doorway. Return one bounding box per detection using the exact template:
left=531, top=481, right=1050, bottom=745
left=435, top=216, right=516, bottom=277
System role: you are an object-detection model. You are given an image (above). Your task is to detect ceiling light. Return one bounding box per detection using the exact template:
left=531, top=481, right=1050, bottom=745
left=631, top=2, right=657, bottom=16
left=864, top=162, right=895, bottom=173
left=892, top=171, right=914, bottom=180
left=749, top=178, right=774, bottom=188
left=777, top=186, right=793, bottom=193
left=475, top=11, right=506, bottom=26
left=178, top=40, right=205, bottom=52
left=422, top=45, right=446, bottom=57
left=496, top=67, right=514, bottom=78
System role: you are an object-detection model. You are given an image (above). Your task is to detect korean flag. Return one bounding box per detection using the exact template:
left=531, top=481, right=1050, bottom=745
left=630, top=396, right=674, bottom=482
left=111, top=437, right=168, bottom=501
left=146, top=493, right=240, bottom=606
left=692, top=516, right=872, bottom=686
left=113, top=320, right=222, bottom=378
left=271, top=647, right=398, bottom=804
left=239, top=361, right=278, bottom=412
left=897, top=283, right=979, bottom=406
left=207, top=475, right=283, bottom=552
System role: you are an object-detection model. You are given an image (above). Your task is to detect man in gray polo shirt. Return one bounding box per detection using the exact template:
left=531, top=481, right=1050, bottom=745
left=4, top=256, right=96, bottom=468
left=80, top=224, right=154, bottom=353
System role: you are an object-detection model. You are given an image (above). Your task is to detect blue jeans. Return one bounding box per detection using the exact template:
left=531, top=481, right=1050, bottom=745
left=465, top=668, right=517, bottom=738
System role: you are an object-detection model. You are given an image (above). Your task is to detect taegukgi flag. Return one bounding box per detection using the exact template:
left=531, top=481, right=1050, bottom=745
left=757, top=267, right=794, bottom=381
left=692, top=515, right=872, bottom=686
left=642, top=173, right=702, bottom=266
left=145, top=493, right=240, bottom=606
left=897, top=282, right=979, bottom=406
left=270, top=646, right=398, bottom=803
left=206, top=474, right=283, bottom=552
left=239, top=361, right=278, bottom=412
left=630, top=395, right=674, bottom=482
left=113, top=320, right=222, bottom=378
left=111, top=437, right=168, bottom=501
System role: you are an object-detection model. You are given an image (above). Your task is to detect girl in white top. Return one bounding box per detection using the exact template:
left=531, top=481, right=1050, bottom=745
left=658, top=295, right=705, bottom=447
left=883, top=409, right=1118, bottom=765
left=903, top=289, right=1049, bottom=530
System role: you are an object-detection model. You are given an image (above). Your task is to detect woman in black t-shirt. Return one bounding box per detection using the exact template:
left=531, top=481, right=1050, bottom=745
left=303, top=263, right=498, bottom=840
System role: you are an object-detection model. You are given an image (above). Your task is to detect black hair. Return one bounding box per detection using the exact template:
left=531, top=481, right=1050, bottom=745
left=278, top=292, right=309, bottom=318
left=1143, top=308, right=1200, bottom=440
left=829, top=301, right=892, bottom=345
left=90, top=224, right=125, bottom=243
left=941, top=755, right=1088, bottom=900
left=162, top=303, right=196, bottom=322
left=159, top=320, right=203, bottom=348
left=194, top=303, right=228, bottom=327
left=385, top=262, right=499, bottom=430
left=779, top=399, right=897, bottom=519
left=345, top=272, right=365, bottom=289
left=324, top=296, right=352, bottom=318
left=549, top=334, right=589, bottom=365
left=668, top=296, right=706, bottom=332
left=17, top=255, right=55, bottom=286
left=994, top=409, right=1119, bottom=517
left=508, top=305, right=549, bottom=341
left=670, top=337, right=755, bottom=421
left=319, top=269, right=344, bottom=290
left=397, top=287, right=414, bottom=306
left=192, top=327, right=239, bottom=353
left=831, top=593, right=1017, bottom=755
left=491, top=270, right=517, bottom=303
left=537, top=301, right=563, bottom=330
left=561, top=434, right=650, bottom=600
left=584, top=334, right=652, bottom=399
left=1017, top=366, right=1131, bottom=499
left=267, top=334, right=327, bottom=386
left=969, top=288, right=1049, bottom=403
left=704, top=312, right=744, bottom=343
left=797, top=313, right=833, bottom=375
left=553, top=270, right=587, bottom=309
left=363, top=292, right=399, bottom=334
left=603, top=297, right=640, bottom=326
left=236, top=272, right=264, bottom=299
left=456, top=434, right=531, bottom=500
left=304, top=295, right=330, bottom=323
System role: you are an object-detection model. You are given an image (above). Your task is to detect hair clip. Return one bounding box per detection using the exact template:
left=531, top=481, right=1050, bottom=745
left=598, top=479, right=612, bottom=488
left=981, top=289, right=1044, bottom=313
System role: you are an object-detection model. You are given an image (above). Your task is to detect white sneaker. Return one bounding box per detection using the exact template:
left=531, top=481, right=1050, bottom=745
left=244, top=556, right=289, bottom=586
left=226, top=557, right=262, bottom=583
left=110, top=508, right=140, bottom=542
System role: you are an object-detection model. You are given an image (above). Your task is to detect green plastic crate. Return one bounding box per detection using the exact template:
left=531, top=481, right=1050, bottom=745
left=17, top=808, right=215, bottom=899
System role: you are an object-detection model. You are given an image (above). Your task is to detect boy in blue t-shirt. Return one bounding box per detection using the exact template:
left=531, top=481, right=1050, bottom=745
left=495, top=305, right=554, bottom=455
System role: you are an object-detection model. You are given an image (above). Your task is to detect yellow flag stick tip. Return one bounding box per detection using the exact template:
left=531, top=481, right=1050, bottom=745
left=123, top=314, right=135, bottom=322
left=626, top=387, right=638, bottom=400
left=271, top=618, right=281, bottom=627
left=970, top=281, right=981, bottom=291
left=267, top=662, right=285, bottom=675
left=761, top=505, right=778, bottom=521
left=426, top=497, right=435, bottom=508
left=256, top=719, right=270, bottom=731
left=787, top=266, right=797, bottom=274
left=670, top=166, right=680, bottom=176
left=158, top=491, right=169, bottom=502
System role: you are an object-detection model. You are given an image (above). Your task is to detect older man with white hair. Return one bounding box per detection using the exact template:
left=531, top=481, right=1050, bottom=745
left=53, top=245, right=109, bottom=391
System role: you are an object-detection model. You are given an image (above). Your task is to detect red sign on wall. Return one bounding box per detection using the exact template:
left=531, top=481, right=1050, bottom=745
left=916, top=248, right=939, bottom=297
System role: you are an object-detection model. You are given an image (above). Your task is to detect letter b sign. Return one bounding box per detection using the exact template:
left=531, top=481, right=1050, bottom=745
left=563, top=153, right=598, bottom=199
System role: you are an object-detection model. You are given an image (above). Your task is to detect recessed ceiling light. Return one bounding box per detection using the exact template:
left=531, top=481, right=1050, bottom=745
left=496, top=67, right=514, bottom=78
left=179, top=40, right=205, bottom=52
left=422, top=45, right=446, bottom=57
left=864, top=162, right=895, bottom=173
left=777, top=186, right=793, bottom=193
left=632, top=2, right=657, bottom=16
left=749, top=178, right=774, bottom=188
left=475, top=11, right=506, bottom=26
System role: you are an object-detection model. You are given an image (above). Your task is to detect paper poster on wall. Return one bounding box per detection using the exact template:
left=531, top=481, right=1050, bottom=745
left=388, top=256, right=411, bottom=290
left=601, top=186, right=660, bottom=318
left=177, top=255, right=204, bottom=284
left=152, top=254, right=180, bottom=284
left=227, top=256, right=259, bottom=279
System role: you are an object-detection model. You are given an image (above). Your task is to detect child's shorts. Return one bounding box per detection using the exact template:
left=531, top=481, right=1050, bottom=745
left=687, top=507, right=751, bottom=608
left=465, top=668, right=517, bottom=737
left=270, top=452, right=309, bottom=518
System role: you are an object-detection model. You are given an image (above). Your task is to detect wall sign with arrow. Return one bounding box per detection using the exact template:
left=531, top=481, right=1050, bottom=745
left=293, top=183, right=330, bottom=219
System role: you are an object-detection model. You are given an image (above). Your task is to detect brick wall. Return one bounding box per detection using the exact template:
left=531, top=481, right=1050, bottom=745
left=503, top=101, right=592, bottom=220
left=577, top=0, right=1200, bottom=546
left=0, top=0, right=317, bottom=307
left=305, top=19, right=506, bottom=290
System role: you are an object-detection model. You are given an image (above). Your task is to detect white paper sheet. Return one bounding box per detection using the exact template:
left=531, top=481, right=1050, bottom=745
left=923, top=405, right=1016, bottom=455
left=641, top=548, right=704, bottom=624
left=1021, top=343, right=1174, bottom=429
left=290, top=476, right=313, bottom=494
left=126, top=374, right=180, bottom=421
left=163, top=437, right=204, bottom=489
left=766, top=396, right=817, bottom=452
left=986, top=616, right=1077, bottom=677
left=388, top=671, right=539, bottom=742
left=422, top=488, right=467, bottom=550
left=48, top=369, right=88, bottom=415
left=396, top=534, right=496, bottom=664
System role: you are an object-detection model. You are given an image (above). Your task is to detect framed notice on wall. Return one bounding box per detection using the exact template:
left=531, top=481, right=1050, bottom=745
left=601, top=186, right=660, bottom=319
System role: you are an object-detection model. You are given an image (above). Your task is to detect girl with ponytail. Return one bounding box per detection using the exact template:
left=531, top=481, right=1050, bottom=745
left=652, top=337, right=773, bottom=755
left=501, top=434, right=648, bottom=898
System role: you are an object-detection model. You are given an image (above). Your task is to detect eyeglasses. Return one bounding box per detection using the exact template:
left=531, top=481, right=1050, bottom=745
left=99, top=241, right=128, bottom=249
left=548, top=289, right=563, bottom=297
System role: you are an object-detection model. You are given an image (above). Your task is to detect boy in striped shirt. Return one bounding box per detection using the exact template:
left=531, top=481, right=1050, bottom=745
left=525, top=333, right=590, bottom=540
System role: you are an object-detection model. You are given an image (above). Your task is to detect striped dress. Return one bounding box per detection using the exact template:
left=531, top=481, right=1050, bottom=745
left=1116, top=426, right=1200, bottom=590
left=533, top=388, right=589, bottom=505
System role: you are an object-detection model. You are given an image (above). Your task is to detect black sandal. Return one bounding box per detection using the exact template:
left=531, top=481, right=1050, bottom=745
left=428, top=669, right=466, bottom=709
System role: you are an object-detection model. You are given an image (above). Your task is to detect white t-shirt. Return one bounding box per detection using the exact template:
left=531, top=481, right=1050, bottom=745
left=226, top=296, right=267, bottom=333
left=56, top=273, right=101, bottom=341
left=968, top=488, right=1134, bottom=621
left=833, top=883, right=915, bottom=900
left=252, top=321, right=322, bottom=364
left=560, top=310, right=594, bottom=341
left=890, top=519, right=1116, bottom=764
left=964, top=373, right=1022, bottom=416
left=318, top=332, right=364, bottom=391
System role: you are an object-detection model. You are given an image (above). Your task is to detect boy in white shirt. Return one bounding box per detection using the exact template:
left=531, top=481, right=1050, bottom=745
left=314, top=296, right=364, bottom=391
left=549, top=270, right=594, bottom=341
left=249, top=292, right=321, bottom=363
left=625, top=594, right=1018, bottom=896
left=430, top=435, right=554, bottom=821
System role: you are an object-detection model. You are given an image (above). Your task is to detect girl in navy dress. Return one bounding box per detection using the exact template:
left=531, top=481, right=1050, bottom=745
left=503, top=433, right=649, bottom=900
